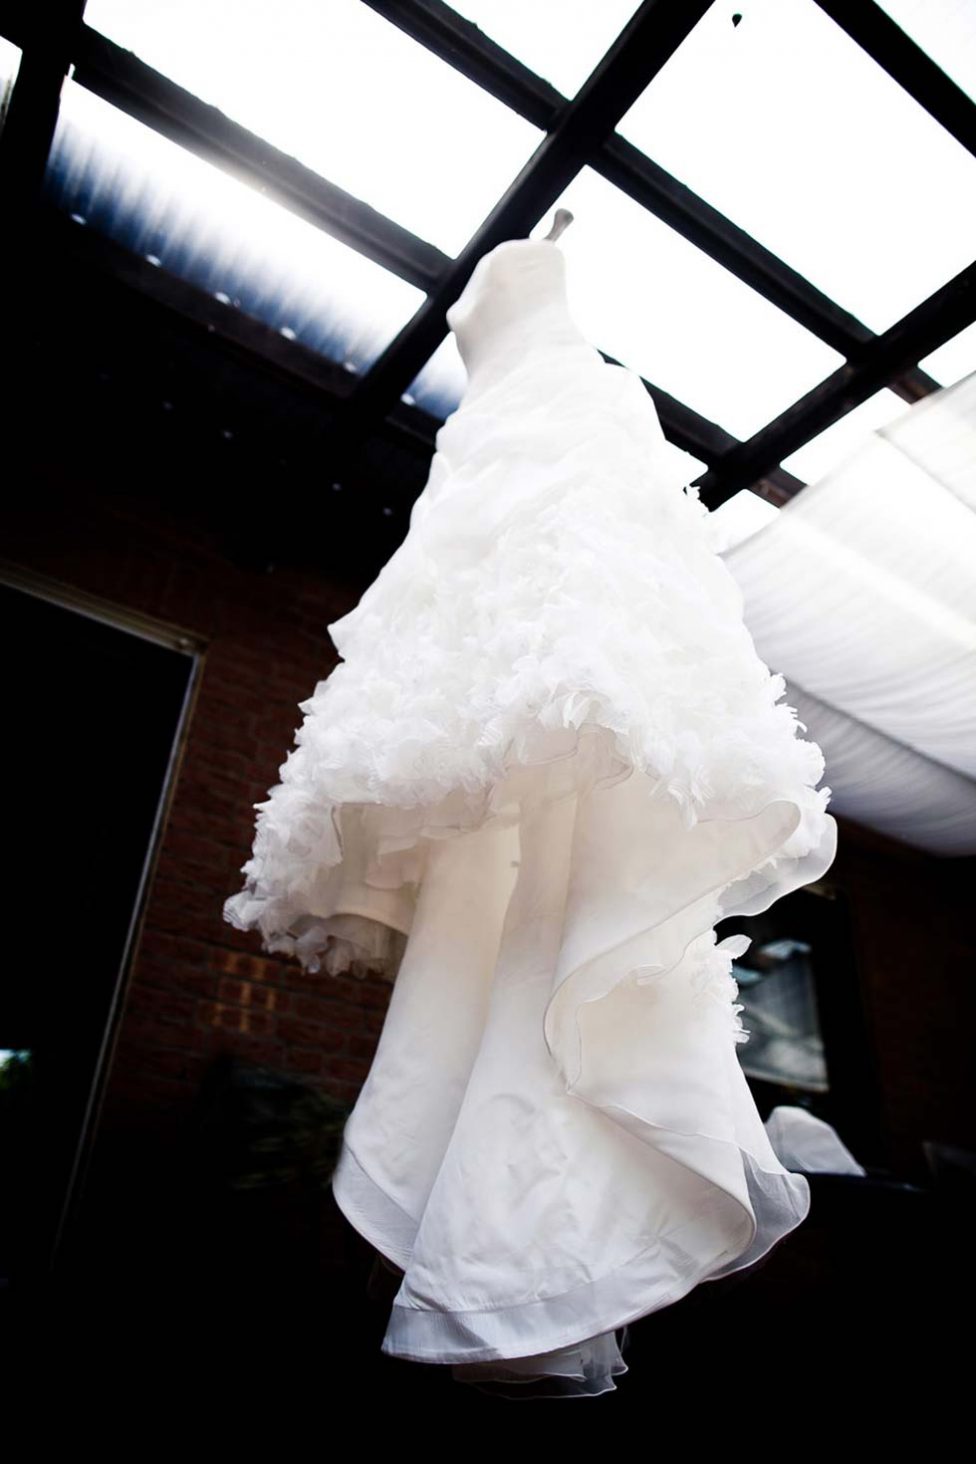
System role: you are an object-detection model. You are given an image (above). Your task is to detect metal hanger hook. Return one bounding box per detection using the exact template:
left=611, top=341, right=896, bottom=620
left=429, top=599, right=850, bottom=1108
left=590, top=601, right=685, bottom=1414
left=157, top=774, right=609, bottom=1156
left=543, top=208, right=574, bottom=243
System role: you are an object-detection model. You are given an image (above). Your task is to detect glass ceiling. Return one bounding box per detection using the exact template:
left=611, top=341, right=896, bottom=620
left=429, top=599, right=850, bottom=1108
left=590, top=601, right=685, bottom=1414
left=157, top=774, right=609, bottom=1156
left=781, top=387, right=913, bottom=484
left=615, top=0, right=976, bottom=335
left=20, top=0, right=975, bottom=491
left=919, top=319, right=976, bottom=387
left=0, top=33, right=20, bottom=94
left=83, top=0, right=544, bottom=256
left=875, top=0, right=976, bottom=103
left=47, top=80, right=425, bottom=374
left=448, top=0, right=643, bottom=99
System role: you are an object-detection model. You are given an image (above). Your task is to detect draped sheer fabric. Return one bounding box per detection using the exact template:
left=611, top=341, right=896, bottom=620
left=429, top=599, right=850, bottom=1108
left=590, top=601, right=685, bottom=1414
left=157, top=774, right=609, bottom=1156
left=719, top=367, right=976, bottom=857
left=224, top=238, right=838, bottom=1395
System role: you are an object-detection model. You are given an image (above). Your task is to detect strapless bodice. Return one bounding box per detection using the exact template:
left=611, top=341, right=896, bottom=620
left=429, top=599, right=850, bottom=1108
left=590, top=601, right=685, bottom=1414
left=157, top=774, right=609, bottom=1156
left=446, top=238, right=594, bottom=391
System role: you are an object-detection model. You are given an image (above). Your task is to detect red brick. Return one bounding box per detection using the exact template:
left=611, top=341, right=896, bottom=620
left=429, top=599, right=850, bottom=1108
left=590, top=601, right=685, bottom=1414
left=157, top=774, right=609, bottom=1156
left=289, top=992, right=354, bottom=1022
left=215, top=976, right=288, bottom=1012
left=201, top=1000, right=278, bottom=1036
left=122, top=985, right=197, bottom=1025
left=135, top=1047, right=208, bottom=1085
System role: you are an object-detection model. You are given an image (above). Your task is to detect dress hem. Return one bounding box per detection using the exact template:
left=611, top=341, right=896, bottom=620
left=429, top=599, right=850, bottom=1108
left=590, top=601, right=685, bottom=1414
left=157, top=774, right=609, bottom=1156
left=333, top=1121, right=810, bottom=1366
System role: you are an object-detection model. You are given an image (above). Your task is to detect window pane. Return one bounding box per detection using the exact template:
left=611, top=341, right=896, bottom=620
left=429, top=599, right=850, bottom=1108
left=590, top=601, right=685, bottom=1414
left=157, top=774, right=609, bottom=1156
left=527, top=167, right=843, bottom=441
left=709, top=489, right=781, bottom=555
left=45, top=81, right=425, bottom=374
left=0, top=33, right=21, bottom=123
left=448, top=0, right=642, bottom=98
left=616, top=0, right=976, bottom=334
left=408, top=333, right=467, bottom=418
left=734, top=938, right=829, bottom=1094
left=780, top=388, right=911, bottom=484
left=919, top=320, right=976, bottom=388
left=875, top=0, right=976, bottom=103
left=84, top=0, right=543, bottom=256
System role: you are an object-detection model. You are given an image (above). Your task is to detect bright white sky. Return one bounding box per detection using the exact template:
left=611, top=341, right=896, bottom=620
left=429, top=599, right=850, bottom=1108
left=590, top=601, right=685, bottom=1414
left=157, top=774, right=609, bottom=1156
left=53, top=1, right=976, bottom=478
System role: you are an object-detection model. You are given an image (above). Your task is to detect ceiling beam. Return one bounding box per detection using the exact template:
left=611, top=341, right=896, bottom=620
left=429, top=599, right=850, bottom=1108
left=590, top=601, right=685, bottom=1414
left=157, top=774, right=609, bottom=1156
left=48, top=9, right=912, bottom=375
left=362, top=0, right=946, bottom=397
left=361, top=0, right=563, bottom=129
left=2, top=0, right=963, bottom=504
left=0, top=0, right=85, bottom=218
left=814, top=0, right=976, bottom=160
left=2, top=1, right=949, bottom=404
left=696, top=258, right=976, bottom=508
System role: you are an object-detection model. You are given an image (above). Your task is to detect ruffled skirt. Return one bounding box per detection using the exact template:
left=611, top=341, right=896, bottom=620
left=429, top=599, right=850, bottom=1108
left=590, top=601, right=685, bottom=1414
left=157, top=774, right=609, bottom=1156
left=223, top=345, right=838, bottom=1395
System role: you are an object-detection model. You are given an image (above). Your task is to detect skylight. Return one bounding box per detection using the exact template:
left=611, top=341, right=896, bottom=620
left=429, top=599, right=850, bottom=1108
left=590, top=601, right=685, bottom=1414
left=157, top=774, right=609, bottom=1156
left=447, top=0, right=643, bottom=98
left=875, top=0, right=976, bottom=102
left=919, top=319, right=976, bottom=387
left=0, top=32, right=20, bottom=95
left=616, top=0, right=976, bottom=334
left=17, top=0, right=970, bottom=504
left=47, top=80, right=425, bottom=373
left=780, top=387, right=913, bottom=483
left=83, top=0, right=544, bottom=256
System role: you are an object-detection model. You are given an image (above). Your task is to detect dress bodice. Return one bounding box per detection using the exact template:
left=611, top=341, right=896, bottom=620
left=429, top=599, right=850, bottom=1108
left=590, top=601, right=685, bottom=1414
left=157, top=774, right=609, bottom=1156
left=446, top=238, right=594, bottom=392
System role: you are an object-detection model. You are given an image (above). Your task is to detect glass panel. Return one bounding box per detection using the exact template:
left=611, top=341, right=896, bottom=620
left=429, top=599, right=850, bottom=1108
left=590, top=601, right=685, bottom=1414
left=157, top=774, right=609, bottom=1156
left=84, top=0, right=543, bottom=256
left=616, top=0, right=976, bottom=334
left=709, top=489, right=780, bottom=555
left=448, top=0, right=642, bottom=98
left=525, top=167, right=842, bottom=441
left=875, top=0, right=976, bottom=103
left=734, top=938, right=829, bottom=1094
left=780, top=388, right=910, bottom=484
left=45, top=81, right=425, bottom=374
left=408, top=333, right=467, bottom=418
left=919, top=320, right=976, bottom=388
left=0, top=34, right=22, bottom=130
left=0, top=34, right=20, bottom=78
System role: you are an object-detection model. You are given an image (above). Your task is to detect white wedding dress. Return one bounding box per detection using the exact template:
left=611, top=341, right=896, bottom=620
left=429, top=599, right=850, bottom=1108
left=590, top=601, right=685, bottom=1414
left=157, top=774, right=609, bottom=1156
left=224, top=237, right=838, bottom=1397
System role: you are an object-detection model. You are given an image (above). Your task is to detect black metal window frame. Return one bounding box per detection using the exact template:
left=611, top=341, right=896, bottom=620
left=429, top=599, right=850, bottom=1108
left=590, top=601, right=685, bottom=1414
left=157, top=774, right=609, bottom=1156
left=1, top=0, right=974, bottom=508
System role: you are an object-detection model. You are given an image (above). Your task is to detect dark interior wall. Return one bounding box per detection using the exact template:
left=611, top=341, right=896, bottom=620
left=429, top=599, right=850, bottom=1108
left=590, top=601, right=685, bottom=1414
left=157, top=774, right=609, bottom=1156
left=2, top=476, right=402, bottom=1297
left=828, top=827, right=976, bottom=1180
left=4, top=482, right=391, bottom=1131
left=4, top=417, right=975, bottom=1331
left=6, top=477, right=973, bottom=1186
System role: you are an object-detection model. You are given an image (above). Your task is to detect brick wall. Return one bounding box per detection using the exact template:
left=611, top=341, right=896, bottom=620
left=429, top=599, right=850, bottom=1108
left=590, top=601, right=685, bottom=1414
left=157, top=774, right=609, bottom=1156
left=5, top=487, right=975, bottom=1195
left=829, top=826, right=976, bottom=1179
left=5, top=487, right=392, bottom=1147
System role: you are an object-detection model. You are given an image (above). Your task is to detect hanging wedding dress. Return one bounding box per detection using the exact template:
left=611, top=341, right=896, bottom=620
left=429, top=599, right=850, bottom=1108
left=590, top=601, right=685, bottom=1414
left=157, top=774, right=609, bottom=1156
left=223, top=235, right=838, bottom=1397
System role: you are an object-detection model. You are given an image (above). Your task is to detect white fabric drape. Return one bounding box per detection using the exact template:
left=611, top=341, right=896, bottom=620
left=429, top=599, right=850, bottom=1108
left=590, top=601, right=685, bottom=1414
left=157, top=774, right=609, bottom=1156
left=717, top=368, right=976, bottom=856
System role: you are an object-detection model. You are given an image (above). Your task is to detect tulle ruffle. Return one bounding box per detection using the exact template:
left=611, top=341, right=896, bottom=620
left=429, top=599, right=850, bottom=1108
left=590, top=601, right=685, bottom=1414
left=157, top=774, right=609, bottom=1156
left=223, top=344, right=832, bottom=978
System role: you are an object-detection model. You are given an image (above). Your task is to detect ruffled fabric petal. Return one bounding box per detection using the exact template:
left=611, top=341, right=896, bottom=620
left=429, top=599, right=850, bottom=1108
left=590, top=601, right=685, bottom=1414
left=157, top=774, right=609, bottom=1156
left=223, top=349, right=832, bottom=980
